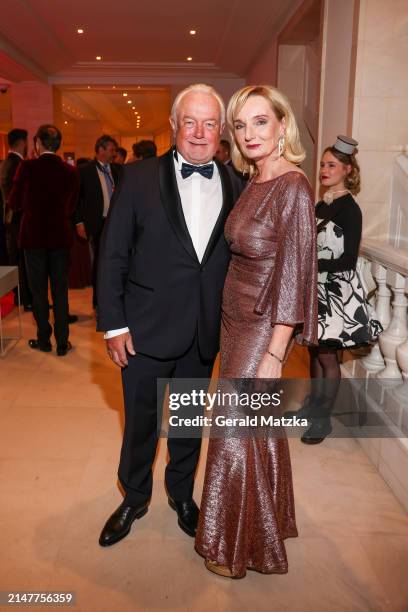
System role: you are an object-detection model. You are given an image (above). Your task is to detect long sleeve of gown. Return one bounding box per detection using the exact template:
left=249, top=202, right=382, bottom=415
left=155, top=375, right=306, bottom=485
left=254, top=173, right=318, bottom=345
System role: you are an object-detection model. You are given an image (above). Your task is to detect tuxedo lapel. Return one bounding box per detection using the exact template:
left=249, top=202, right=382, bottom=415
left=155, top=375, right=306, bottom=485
left=91, top=161, right=104, bottom=204
left=201, top=160, right=234, bottom=266
left=158, top=148, right=199, bottom=263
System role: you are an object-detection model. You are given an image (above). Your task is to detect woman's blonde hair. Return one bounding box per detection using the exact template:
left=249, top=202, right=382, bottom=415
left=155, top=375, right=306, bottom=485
left=227, top=85, right=305, bottom=177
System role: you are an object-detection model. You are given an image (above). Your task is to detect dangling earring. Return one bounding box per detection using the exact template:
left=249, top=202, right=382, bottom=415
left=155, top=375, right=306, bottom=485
left=278, top=135, right=285, bottom=157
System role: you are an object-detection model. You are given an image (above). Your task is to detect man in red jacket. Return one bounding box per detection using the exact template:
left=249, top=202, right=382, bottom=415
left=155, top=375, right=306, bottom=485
left=9, top=124, right=80, bottom=356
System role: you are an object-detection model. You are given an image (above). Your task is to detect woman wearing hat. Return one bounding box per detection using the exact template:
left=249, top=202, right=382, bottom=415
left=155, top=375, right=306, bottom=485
left=299, top=136, right=382, bottom=444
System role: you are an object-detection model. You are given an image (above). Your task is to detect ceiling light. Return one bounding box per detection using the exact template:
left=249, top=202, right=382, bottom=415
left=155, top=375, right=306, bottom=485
left=127, top=100, right=132, bottom=104
left=187, top=56, right=192, bottom=61
left=64, top=120, right=68, bottom=124
left=96, top=56, right=102, bottom=60
left=77, top=28, right=84, bottom=34
left=123, top=92, right=128, bottom=97
left=189, top=29, right=196, bottom=35
left=87, top=85, right=91, bottom=89
left=132, top=106, right=135, bottom=109
left=112, top=85, right=116, bottom=89
left=137, top=86, right=141, bottom=89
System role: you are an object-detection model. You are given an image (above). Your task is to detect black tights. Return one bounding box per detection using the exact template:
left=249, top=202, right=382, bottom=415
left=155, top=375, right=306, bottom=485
left=308, top=346, right=341, bottom=418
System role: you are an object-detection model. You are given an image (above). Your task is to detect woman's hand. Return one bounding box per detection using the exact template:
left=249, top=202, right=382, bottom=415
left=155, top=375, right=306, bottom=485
left=256, top=353, right=282, bottom=379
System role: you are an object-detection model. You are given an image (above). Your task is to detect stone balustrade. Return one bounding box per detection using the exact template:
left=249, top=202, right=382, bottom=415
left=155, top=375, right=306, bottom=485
left=341, top=238, right=408, bottom=511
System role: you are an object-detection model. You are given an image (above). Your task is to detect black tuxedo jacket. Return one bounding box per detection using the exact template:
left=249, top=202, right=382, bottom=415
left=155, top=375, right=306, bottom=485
left=76, top=160, right=121, bottom=236
left=97, top=148, right=244, bottom=360
left=0, top=152, right=23, bottom=225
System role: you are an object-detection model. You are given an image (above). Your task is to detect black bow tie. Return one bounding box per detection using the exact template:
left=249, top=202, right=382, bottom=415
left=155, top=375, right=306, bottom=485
left=181, top=162, right=214, bottom=180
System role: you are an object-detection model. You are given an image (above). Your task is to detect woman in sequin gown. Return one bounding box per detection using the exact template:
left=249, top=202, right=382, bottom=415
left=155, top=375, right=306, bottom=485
left=195, top=86, right=318, bottom=578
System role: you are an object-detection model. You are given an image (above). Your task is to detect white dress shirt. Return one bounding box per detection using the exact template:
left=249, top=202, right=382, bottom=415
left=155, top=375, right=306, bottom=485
left=104, top=150, right=223, bottom=339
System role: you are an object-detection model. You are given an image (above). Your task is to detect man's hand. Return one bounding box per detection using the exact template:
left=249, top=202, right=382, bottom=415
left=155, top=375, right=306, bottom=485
left=76, top=222, right=87, bottom=240
left=106, top=332, right=136, bottom=367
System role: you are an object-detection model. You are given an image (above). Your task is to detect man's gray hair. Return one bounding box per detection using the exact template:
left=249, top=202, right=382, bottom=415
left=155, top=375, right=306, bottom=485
left=170, top=83, right=226, bottom=127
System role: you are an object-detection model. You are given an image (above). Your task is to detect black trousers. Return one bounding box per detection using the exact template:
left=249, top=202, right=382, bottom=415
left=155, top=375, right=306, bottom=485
left=89, top=221, right=105, bottom=307
left=25, top=249, right=70, bottom=346
left=119, top=337, right=214, bottom=506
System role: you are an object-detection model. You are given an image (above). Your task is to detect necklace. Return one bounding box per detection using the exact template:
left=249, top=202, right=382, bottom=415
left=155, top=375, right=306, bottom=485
left=323, top=189, right=349, bottom=205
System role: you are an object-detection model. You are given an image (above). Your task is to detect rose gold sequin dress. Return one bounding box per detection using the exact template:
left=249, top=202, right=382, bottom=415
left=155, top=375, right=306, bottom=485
left=195, top=171, right=318, bottom=578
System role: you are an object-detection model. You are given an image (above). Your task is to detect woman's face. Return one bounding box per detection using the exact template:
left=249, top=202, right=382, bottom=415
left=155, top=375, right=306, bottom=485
left=232, top=95, right=284, bottom=163
left=320, top=151, right=351, bottom=190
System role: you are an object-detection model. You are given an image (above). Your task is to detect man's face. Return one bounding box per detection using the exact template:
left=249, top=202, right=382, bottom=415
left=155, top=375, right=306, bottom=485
left=170, top=91, right=223, bottom=164
left=215, top=143, right=229, bottom=164
left=97, top=141, right=117, bottom=164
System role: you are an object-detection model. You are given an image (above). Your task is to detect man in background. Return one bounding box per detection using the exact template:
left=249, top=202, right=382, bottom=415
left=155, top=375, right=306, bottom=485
left=115, top=147, right=127, bottom=165
left=9, top=125, right=80, bottom=356
left=75, top=135, right=121, bottom=309
left=214, top=138, right=231, bottom=166
left=0, top=128, right=32, bottom=310
left=131, top=139, right=157, bottom=161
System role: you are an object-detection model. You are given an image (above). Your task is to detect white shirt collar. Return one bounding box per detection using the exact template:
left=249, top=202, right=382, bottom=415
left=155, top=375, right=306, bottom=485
left=40, top=151, right=57, bottom=156
left=10, top=150, right=24, bottom=160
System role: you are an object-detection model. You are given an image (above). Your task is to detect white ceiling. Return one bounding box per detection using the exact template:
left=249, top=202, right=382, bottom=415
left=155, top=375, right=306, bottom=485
left=0, top=0, right=301, bottom=135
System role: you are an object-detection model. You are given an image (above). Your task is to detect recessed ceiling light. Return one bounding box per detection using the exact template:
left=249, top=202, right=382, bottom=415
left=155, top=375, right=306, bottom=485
left=112, top=85, right=116, bottom=89
left=87, top=85, right=91, bottom=89
left=64, top=120, right=68, bottom=124
left=127, top=100, right=132, bottom=104
left=123, top=92, right=128, bottom=97
left=96, top=55, right=102, bottom=60
left=77, top=28, right=84, bottom=34
left=187, top=56, right=192, bottom=61
left=132, top=106, right=135, bottom=109
left=137, top=86, right=141, bottom=89
left=189, top=29, right=196, bottom=35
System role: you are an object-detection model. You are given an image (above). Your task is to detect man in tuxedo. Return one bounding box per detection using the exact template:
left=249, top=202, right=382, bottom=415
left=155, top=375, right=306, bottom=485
left=75, top=135, right=120, bottom=308
left=0, top=128, right=33, bottom=309
left=9, top=125, right=80, bottom=356
left=97, top=84, right=243, bottom=547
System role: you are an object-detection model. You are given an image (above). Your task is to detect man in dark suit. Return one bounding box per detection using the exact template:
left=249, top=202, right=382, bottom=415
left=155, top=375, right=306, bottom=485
left=0, top=128, right=33, bottom=309
left=215, top=138, right=232, bottom=165
left=75, top=135, right=121, bottom=308
left=97, top=84, right=243, bottom=547
left=9, top=125, right=80, bottom=356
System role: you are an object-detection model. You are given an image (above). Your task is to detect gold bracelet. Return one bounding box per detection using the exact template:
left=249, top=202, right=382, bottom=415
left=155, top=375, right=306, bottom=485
left=267, top=350, right=283, bottom=363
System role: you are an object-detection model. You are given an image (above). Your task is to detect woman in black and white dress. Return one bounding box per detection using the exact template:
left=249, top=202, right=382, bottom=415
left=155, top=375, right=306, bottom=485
left=300, top=136, right=381, bottom=444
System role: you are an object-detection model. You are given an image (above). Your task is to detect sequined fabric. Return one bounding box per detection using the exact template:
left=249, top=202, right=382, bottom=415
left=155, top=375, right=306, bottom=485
left=195, top=172, right=318, bottom=578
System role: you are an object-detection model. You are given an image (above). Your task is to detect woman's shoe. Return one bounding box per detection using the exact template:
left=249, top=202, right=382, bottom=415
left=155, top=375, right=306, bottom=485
left=205, top=559, right=234, bottom=578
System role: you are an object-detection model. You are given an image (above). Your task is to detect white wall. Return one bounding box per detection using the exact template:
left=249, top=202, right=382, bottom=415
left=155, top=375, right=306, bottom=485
left=350, top=0, right=408, bottom=241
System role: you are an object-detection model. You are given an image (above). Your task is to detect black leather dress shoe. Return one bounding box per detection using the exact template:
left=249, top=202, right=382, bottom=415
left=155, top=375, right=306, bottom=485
left=168, top=497, right=199, bottom=537
left=28, top=339, right=52, bottom=352
left=56, top=341, right=72, bottom=356
left=99, top=502, right=149, bottom=547
left=68, top=314, right=78, bottom=324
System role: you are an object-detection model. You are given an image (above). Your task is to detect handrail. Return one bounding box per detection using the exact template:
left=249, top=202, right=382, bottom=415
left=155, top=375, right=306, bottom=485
left=360, top=238, right=408, bottom=277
